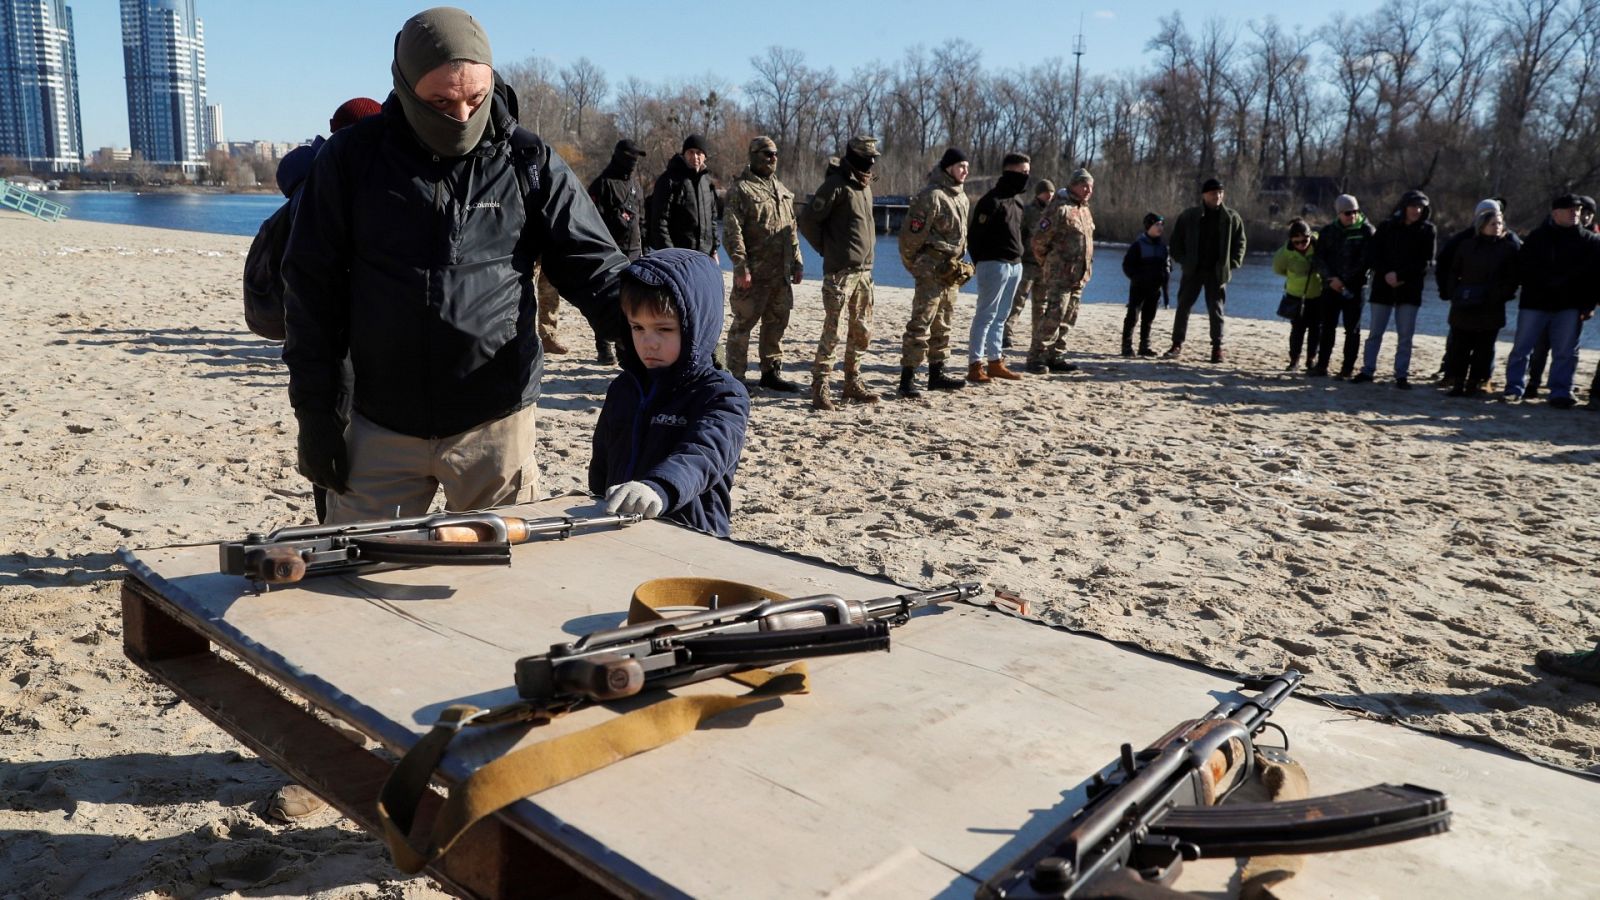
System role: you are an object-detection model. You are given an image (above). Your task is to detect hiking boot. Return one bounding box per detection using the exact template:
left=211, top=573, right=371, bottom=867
left=1024, top=359, right=1048, bottom=374
left=1210, top=346, right=1225, bottom=364
left=1336, top=365, right=1353, bottom=380
left=1548, top=396, right=1577, bottom=409
left=1284, top=357, right=1299, bottom=371
left=841, top=377, right=879, bottom=404
left=966, top=361, right=991, bottom=384
left=267, top=784, right=328, bottom=823
left=759, top=364, right=802, bottom=393
left=928, top=362, right=966, bottom=390
left=1525, top=386, right=1543, bottom=400
left=1121, top=343, right=1135, bottom=358
left=1161, top=344, right=1182, bottom=360
left=897, top=367, right=923, bottom=399
left=542, top=334, right=569, bottom=355
left=1395, top=378, right=1412, bottom=390
left=595, top=340, right=616, bottom=365
left=987, top=360, right=1023, bottom=381
left=1309, top=365, right=1328, bottom=377
left=1045, top=357, right=1078, bottom=374
left=1139, top=346, right=1157, bottom=357
left=1351, top=371, right=1374, bottom=384
left=1535, top=642, right=1600, bottom=684
left=810, top=376, right=835, bottom=411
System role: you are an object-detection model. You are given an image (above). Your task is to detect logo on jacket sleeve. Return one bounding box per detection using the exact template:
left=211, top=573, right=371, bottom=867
left=651, top=413, right=689, bottom=427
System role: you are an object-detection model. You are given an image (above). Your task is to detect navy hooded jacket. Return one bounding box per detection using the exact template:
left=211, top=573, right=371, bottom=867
left=588, top=249, right=749, bottom=537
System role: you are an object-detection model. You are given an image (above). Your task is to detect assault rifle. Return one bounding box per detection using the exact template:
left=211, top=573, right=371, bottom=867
left=515, top=581, right=980, bottom=706
left=220, top=511, right=640, bottom=585
left=979, top=669, right=1451, bottom=899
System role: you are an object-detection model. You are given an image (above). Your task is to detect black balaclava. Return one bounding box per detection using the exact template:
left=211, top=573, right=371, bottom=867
left=391, top=7, right=494, bottom=158
left=996, top=170, right=1030, bottom=196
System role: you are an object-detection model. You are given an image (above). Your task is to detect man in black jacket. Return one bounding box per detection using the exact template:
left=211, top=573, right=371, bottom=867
left=1312, top=194, right=1375, bottom=377
left=965, top=152, right=1031, bottom=382
left=1502, top=194, right=1600, bottom=407
left=587, top=138, right=648, bottom=363
left=1353, top=190, right=1434, bottom=388
left=647, top=134, right=719, bottom=257
left=282, top=7, right=627, bottom=525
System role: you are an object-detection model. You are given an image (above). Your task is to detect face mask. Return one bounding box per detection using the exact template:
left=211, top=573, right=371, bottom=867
left=997, top=171, right=1030, bottom=196
left=392, top=62, right=492, bottom=158
left=750, top=151, right=777, bottom=177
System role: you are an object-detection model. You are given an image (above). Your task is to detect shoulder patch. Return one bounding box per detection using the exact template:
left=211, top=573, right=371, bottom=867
left=977, top=213, right=989, bottom=224
left=908, top=217, right=926, bottom=233
left=811, top=196, right=828, bottom=211
left=1037, top=216, right=1051, bottom=231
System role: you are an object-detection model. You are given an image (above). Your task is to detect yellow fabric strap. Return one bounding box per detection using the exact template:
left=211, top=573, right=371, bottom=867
left=1239, top=751, right=1312, bottom=900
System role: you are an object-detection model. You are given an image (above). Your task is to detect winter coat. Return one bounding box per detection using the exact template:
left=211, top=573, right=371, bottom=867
left=1032, top=191, right=1096, bottom=290
left=589, top=250, right=749, bottom=538
left=967, top=179, right=1028, bottom=264
left=1314, top=214, right=1376, bottom=290
left=1121, top=234, right=1170, bottom=292
left=282, top=89, right=627, bottom=439
left=1444, top=232, right=1519, bottom=331
left=587, top=149, right=644, bottom=258
left=1436, top=226, right=1522, bottom=300
left=1517, top=218, right=1600, bottom=314
left=899, top=168, right=969, bottom=273
left=1020, top=196, right=1050, bottom=269
left=722, top=166, right=801, bottom=280
left=1366, top=191, right=1436, bottom=306
left=1169, top=202, right=1246, bottom=284
left=646, top=153, right=719, bottom=256
left=1272, top=242, right=1324, bottom=299
left=798, top=162, right=875, bottom=274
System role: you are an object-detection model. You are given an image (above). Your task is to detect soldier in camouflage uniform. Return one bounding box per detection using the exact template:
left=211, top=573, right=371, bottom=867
left=1005, top=179, right=1055, bottom=348
left=532, top=263, right=567, bottom=354
left=798, top=136, right=883, bottom=411
left=724, top=136, right=804, bottom=392
left=1027, top=167, right=1096, bottom=373
left=897, top=147, right=972, bottom=398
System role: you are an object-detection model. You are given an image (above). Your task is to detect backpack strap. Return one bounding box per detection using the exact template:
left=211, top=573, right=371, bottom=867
left=506, top=125, right=544, bottom=205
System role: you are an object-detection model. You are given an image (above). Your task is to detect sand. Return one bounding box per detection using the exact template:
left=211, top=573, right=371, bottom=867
left=2, top=212, right=1597, bottom=898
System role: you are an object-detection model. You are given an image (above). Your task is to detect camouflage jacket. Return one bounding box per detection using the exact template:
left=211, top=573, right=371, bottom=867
left=899, top=168, right=968, bottom=274
left=1021, top=196, right=1051, bottom=268
left=1032, top=192, right=1095, bottom=289
left=723, top=167, right=801, bottom=280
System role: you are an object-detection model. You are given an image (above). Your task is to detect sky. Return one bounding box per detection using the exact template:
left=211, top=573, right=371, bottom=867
left=71, top=0, right=1388, bottom=149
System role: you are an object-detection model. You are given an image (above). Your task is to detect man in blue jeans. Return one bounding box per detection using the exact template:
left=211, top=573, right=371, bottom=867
left=1502, top=193, right=1600, bottom=407
left=1353, top=190, right=1435, bottom=388
left=965, top=152, right=1032, bottom=382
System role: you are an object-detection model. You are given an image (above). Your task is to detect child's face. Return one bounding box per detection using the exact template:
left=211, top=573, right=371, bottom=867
left=1147, top=222, right=1164, bottom=238
left=628, top=307, right=682, bottom=369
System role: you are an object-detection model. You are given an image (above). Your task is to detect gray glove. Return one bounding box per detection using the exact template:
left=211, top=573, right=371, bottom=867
left=605, top=481, right=665, bottom=519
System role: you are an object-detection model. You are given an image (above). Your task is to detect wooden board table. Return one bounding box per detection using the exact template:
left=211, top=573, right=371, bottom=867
left=120, top=498, right=1599, bottom=899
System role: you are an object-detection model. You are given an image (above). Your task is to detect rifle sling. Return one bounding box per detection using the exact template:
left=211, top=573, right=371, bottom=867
left=376, top=662, right=810, bottom=875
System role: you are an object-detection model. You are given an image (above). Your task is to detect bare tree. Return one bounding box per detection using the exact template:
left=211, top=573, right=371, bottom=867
left=559, top=58, right=609, bottom=141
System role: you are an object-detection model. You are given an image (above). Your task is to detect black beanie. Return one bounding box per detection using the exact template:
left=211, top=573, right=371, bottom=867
left=1200, top=177, right=1224, bottom=194
left=938, top=147, right=968, bottom=170
left=682, top=133, right=708, bottom=153
left=1143, top=212, right=1165, bottom=230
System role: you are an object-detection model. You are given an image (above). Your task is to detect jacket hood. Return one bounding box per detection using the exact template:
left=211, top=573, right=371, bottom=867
left=1392, top=190, right=1432, bottom=223
left=929, top=168, right=962, bottom=193
left=617, top=248, right=724, bottom=383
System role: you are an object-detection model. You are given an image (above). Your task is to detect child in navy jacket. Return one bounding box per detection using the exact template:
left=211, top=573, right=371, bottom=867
left=589, top=249, right=750, bottom=537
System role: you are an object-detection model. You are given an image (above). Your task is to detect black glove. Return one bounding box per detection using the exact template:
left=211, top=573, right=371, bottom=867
left=295, top=409, right=349, bottom=494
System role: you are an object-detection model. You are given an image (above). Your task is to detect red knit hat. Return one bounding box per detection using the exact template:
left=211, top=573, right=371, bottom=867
left=330, top=97, right=382, bottom=133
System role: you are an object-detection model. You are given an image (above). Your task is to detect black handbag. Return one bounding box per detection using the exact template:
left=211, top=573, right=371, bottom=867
left=1277, top=293, right=1304, bottom=320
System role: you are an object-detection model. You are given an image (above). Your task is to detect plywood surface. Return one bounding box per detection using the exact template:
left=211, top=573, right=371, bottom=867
left=126, top=499, right=1599, bottom=899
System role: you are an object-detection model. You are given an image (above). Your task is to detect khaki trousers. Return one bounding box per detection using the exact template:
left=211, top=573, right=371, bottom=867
left=326, top=405, right=540, bottom=524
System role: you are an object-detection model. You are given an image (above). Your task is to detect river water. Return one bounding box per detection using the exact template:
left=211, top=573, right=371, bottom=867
left=49, top=191, right=1597, bottom=349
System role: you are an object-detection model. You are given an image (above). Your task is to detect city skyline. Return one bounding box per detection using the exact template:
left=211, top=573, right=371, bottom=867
left=119, top=0, right=208, bottom=171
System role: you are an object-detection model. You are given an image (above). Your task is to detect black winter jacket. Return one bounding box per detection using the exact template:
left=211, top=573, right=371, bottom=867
left=1517, top=218, right=1600, bottom=313
left=283, top=90, right=627, bottom=439
left=1444, top=233, right=1519, bottom=331
left=968, top=183, right=1026, bottom=263
left=1314, top=215, right=1376, bottom=290
left=1121, top=234, right=1171, bottom=292
left=588, top=149, right=644, bottom=258
left=1366, top=192, right=1436, bottom=306
left=646, top=154, right=719, bottom=256
left=1436, top=226, right=1521, bottom=300
left=589, top=249, right=749, bottom=537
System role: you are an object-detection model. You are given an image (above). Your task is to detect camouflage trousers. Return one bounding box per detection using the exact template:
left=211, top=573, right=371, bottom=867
left=900, top=272, right=959, bottom=368
left=534, top=267, right=562, bottom=340
left=1005, top=263, right=1042, bottom=342
left=813, top=268, right=874, bottom=379
left=725, top=274, right=795, bottom=378
left=1029, top=282, right=1084, bottom=363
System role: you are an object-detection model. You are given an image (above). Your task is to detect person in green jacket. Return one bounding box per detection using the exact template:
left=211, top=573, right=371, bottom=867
left=1162, top=177, right=1247, bottom=363
left=1271, top=218, right=1323, bottom=372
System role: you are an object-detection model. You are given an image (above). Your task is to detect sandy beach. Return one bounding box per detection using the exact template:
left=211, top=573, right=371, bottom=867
left=2, top=212, right=1597, bottom=898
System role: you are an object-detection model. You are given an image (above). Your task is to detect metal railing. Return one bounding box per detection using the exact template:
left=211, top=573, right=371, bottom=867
left=0, top=178, right=69, bottom=222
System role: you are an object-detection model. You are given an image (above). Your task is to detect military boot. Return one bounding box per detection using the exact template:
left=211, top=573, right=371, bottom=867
left=928, top=362, right=966, bottom=391
left=842, top=376, right=879, bottom=404
left=810, top=375, right=836, bottom=411
left=595, top=339, right=616, bottom=366
left=897, top=367, right=923, bottom=399
left=759, top=363, right=802, bottom=393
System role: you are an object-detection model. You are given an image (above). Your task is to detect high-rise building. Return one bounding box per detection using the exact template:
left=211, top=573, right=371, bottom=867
left=205, top=102, right=221, bottom=147
left=0, top=0, right=85, bottom=172
left=121, top=0, right=208, bottom=173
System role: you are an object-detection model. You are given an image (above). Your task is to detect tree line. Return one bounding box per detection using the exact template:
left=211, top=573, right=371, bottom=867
left=508, top=0, right=1600, bottom=244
